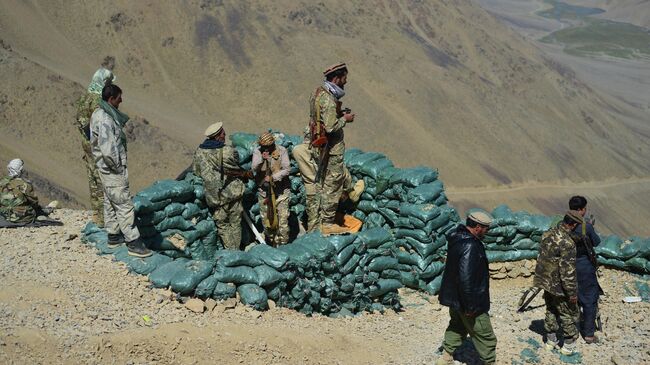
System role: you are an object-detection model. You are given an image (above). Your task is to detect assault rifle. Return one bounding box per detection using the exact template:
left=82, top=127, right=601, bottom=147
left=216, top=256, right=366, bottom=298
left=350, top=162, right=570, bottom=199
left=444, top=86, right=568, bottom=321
left=263, top=159, right=279, bottom=232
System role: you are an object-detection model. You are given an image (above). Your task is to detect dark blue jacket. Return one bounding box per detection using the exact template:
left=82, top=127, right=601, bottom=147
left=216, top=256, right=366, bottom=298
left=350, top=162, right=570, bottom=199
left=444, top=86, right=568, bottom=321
left=439, top=225, right=491, bottom=314
left=573, top=222, right=600, bottom=259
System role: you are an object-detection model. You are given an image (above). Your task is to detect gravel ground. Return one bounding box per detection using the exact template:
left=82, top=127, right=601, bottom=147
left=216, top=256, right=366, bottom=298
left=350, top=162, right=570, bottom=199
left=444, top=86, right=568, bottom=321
left=0, top=209, right=648, bottom=364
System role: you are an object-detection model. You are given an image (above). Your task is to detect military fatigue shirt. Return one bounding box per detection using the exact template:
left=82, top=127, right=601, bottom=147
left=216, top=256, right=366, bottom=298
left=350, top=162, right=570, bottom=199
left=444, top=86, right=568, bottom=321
left=90, top=108, right=128, bottom=175
left=0, top=176, right=39, bottom=224
left=309, top=87, right=347, bottom=155
left=75, top=92, right=101, bottom=153
left=533, top=225, right=577, bottom=297
left=192, top=144, right=245, bottom=208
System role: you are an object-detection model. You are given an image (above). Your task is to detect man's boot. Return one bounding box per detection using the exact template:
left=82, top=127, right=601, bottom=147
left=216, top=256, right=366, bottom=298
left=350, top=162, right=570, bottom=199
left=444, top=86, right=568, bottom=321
left=434, top=350, right=454, bottom=365
left=559, top=338, right=577, bottom=355
left=321, top=223, right=350, bottom=236
left=107, top=233, right=125, bottom=248
left=126, top=238, right=153, bottom=258
left=545, top=333, right=559, bottom=351
left=348, top=179, right=365, bottom=203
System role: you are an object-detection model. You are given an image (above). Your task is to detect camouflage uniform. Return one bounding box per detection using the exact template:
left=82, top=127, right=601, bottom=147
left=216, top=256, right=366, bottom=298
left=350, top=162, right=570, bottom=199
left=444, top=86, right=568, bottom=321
left=309, top=86, right=349, bottom=225
left=533, top=225, right=579, bottom=340
left=90, top=107, right=140, bottom=243
left=251, top=145, right=291, bottom=245
left=292, top=141, right=353, bottom=232
left=192, top=142, right=245, bottom=250
left=75, top=92, right=104, bottom=226
left=0, top=176, right=39, bottom=224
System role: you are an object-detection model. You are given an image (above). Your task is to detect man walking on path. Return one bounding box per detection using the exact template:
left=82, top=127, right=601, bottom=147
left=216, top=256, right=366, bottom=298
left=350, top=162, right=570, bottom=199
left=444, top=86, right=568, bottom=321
left=437, top=211, right=497, bottom=365
left=568, top=195, right=602, bottom=344
left=192, top=122, right=250, bottom=250
left=75, top=67, right=115, bottom=226
left=90, top=84, right=151, bottom=258
left=308, top=62, right=355, bottom=235
left=534, top=210, right=582, bottom=355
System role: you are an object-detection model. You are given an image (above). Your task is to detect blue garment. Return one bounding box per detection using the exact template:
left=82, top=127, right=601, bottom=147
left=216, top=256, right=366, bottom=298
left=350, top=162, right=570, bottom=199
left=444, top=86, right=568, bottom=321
left=199, top=139, right=224, bottom=149
left=576, top=256, right=599, bottom=336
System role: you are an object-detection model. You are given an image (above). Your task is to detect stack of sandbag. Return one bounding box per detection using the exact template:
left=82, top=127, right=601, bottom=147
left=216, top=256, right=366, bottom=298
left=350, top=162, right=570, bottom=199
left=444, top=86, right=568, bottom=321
left=596, top=235, right=650, bottom=273
left=482, top=205, right=553, bottom=262
left=133, top=174, right=220, bottom=261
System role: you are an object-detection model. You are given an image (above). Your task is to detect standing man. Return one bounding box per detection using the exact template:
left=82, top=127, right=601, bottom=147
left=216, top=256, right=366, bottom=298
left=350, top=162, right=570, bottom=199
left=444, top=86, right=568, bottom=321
left=292, top=128, right=363, bottom=232
left=308, top=62, right=355, bottom=235
left=437, top=211, right=497, bottom=365
left=251, top=132, right=291, bottom=246
left=75, top=67, right=115, bottom=226
left=90, top=84, right=151, bottom=258
left=534, top=211, right=582, bottom=355
left=568, top=195, right=602, bottom=344
left=192, top=122, right=250, bottom=250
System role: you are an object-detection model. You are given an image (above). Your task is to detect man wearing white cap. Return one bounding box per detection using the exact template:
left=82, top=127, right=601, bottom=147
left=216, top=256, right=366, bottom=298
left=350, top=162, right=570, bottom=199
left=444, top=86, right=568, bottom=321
left=0, top=159, right=43, bottom=225
left=75, top=66, right=116, bottom=227
left=307, top=62, right=356, bottom=235
left=437, top=211, right=497, bottom=365
left=193, top=122, right=251, bottom=250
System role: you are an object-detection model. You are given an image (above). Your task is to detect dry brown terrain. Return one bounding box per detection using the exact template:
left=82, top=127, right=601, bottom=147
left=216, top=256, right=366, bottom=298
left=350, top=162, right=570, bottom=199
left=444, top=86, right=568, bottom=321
left=1, top=1, right=649, bottom=224
left=1, top=209, right=648, bottom=364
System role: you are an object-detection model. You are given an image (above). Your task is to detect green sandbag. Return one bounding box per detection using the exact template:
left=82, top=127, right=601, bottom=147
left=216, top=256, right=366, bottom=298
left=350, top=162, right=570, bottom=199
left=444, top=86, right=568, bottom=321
left=194, top=185, right=205, bottom=200
left=488, top=225, right=517, bottom=241
left=380, top=269, right=401, bottom=280
left=188, top=235, right=219, bottom=261
left=138, top=179, right=194, bottom=203
left=278, top=243, right=315, bottom=269
left=249, top=244, right=290, bottom=270
left=357, top=227, right=392, bottom=249
left=433, top=193, right=448, bottom=207
left=376, top=207, right=399, bottom=225
left=136, top=210, right=166, bottom=225
left=181, top=219, right=215, bottom=243
left=357, top=158, right=394, bottom=179
left=290, top=233, right=337, bottom=261
left=394, top=217, right=416, bottom=229
left=159, top=249, right=191, bottom=259
left=195, top=274, right=220, bottom=298
left=407, top=181, right=444, bottom=204
left=401, top=237, right=434, bottom=257
left=620, top=237, right=648, bottom=260
left=135, top=198, right=171, bottom=214
left=367, top=256, right=400, bottom=272
left=164, top=202, right=185, bottom=217
left=237, top=284, right=269, bottom=310
left=513, top=238, right=538, bottom=250
left=364, top=212, right=386, bottom=229
left=400, top=203, right=441, bottom=223
left=400, top=271, right=420, bottom=288
left=181, top=203, right=202, bottom=219
left=595, top=235, right=623, bottom=259
left=389, top=166, right=438, bottom=187
left=487, top=250, right=538, bottom=262
left=254, top=265, right=285, bottom=286
left=597, top=256, right=626, bottom=270
left=625, top=257, right=650, bottom=273
left=340, top=254, right=361, bottom=275
left=347, top=152, right=386, bottom=172
left=491, top=204, right=514, bottom=221
left=425, top=275, right=443, bottom=295
left=212, top=282, right=237, bottom=300
left=124, top=253, right=173, bottom=275
left=336, top=244, right=356, bottom=267
left=369, top=279, right=402, bottom=298
left=357, top=200, right=379, bottom=213
left=230, top=132, right=259, bottom=151
left=428, top=206, right=456, bottom=232
left=420, top=261, right=445, bottom=279
left=328, top=234, right=357, bottom=253
left=395, top=250, right=420, bottom=266
left=156, top=216, right=192, bottom=232
left=215, top=250, right=264, bottom=267
left=213, top=265, right=259, bottom=284
left=149, top=258, right=191, bottom=288
left=394, top=228, right=430, bottom=243
left=344, top=148, right=364, bottom=162
left=169, top=260, right=214, bottom=295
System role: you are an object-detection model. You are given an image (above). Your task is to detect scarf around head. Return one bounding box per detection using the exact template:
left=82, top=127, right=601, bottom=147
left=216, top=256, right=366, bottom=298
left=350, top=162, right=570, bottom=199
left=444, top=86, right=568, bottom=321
left=199, top=139, right=225, bottom=149
left=87, top=68, right=115, bottom=94
left=323, top=81, right=345, bottom=100
left=99, top=99, right=130, bottom=127
left=7, top=159, right=24, bottom=178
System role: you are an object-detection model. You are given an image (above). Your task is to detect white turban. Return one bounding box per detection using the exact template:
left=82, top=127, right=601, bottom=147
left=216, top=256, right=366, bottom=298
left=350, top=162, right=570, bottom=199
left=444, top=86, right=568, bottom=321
left=7, top=159, right=24, bottom=178
left=87, top=68, right=115, bottom=94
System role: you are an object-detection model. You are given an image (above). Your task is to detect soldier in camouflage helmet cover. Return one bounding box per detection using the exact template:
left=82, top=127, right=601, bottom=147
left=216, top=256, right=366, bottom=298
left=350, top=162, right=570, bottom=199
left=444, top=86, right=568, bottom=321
left=533, top=211, right=582, bottom=355
left=193, top=122, right=251, bottom=250
left=0, top=159, right=41, bottom=225
left=75, top=67, right=115, bottom=227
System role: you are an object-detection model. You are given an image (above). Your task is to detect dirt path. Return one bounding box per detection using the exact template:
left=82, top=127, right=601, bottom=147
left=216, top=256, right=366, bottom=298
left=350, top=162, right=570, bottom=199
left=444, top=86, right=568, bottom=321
left=0, top=209, right=648, bottom=364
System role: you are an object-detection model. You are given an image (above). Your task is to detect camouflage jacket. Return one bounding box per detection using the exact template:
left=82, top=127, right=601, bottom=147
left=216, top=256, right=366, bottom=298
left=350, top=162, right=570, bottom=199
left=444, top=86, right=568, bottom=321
left=75, top=92, right=101, bottom=155
left=90, top=108, right=128, bottom=175
left=309, top=86, right=347, bottom=155
left=0, top=176, right=39, bottom=224
left=192, top=143, right=245, bottom=208
left=533, top=225, right=577, bottom=297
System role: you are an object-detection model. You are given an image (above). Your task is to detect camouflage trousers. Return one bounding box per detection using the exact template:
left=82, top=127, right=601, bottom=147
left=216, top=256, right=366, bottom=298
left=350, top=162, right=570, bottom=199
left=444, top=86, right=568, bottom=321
left=99, top=171, right=140, bottom=242
left=83, top=148, right=104, bottom=226
left=320, top=154, right=347, bottom=224
left=212, top=198, right=243, bottom=250
left=543, top=291, right=579, bottom=340
left=258, top=189, right=289, bottom=246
